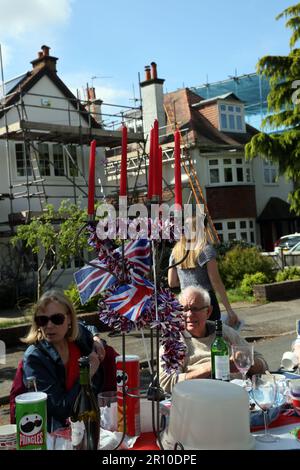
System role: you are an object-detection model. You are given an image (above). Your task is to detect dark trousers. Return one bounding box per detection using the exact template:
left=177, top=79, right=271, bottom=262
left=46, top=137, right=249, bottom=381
left=208, top=290, right=221, bottom=321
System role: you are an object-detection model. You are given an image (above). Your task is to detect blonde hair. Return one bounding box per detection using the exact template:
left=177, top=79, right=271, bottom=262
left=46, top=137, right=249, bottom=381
left=172, top=217, right=207, bottom=269
left=22, top=289, right=79, bottom=345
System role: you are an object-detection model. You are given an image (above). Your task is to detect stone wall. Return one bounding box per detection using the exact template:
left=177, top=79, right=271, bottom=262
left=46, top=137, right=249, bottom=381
left=253, top=280, right=300, bottom=302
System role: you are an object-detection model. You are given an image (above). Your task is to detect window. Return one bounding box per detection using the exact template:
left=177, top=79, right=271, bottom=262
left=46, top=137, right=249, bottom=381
left=53, top=144, right=65, bottom=176
left=66, top=145, right=78, bottom=177
left=213, top=218, right=256, bottom=244
left=38, top=143, right=50, bottom=176
left=218, top=102, right=245, bottom=133
left=208, top=157, right=252, bottom=185
left=263, top=160, right=278, bottom=184
left=15, top=142, right=81, bottom=179
left=15, top=143, right=32, bottom=177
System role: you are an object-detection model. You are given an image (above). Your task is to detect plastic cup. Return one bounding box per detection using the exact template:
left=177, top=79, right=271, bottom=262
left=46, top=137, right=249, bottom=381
left=15, top=392, right=47, bottom=450
left=0, top=424, right=17, bottom=450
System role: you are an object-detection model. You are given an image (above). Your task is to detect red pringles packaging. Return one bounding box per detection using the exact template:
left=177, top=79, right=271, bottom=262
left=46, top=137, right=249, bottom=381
left=116, top=355, right=141, bottom=436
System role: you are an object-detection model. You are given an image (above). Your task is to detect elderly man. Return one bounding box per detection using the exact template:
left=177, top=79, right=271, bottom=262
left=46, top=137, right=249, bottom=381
left=159, top=285, right=268, bottom=394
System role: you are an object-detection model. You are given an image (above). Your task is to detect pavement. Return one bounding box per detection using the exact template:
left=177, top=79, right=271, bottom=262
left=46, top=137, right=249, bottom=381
left=1, top=298, right=300, bottom=418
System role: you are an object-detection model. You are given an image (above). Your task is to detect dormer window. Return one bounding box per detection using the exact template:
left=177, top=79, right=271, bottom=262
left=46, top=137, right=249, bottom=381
left=219, top=102, right=245, bottom=133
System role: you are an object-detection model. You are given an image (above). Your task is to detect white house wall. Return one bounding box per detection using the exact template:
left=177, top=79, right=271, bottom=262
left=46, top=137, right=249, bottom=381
left=252, top=157, right=293, bottom=216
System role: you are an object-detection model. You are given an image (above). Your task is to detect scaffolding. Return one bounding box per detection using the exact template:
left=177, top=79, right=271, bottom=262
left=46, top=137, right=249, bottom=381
left=0, top=87, right=144, bottom=224
left=191, top=72, right=271, bottom=127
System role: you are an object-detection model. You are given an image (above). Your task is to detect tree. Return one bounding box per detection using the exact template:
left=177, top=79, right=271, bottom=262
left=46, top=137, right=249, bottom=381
left=245, top=3, right=300, bottom=213
left=11, top=200, right=90, bottom=299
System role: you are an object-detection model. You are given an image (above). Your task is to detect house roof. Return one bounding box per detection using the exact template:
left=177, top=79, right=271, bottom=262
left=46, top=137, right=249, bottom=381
left=257, top=197, right=298, bottom=222
left=163, top=87, right=258, bottom=148
left=0, top=64, right=98, bottom=127
left=192, top=92, right=243, bottom=108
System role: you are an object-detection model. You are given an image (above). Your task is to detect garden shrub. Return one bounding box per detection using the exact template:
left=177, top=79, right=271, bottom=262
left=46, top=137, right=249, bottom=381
left=275, top=266, right=300, bottom=282
left=64, top=283, right=102, bottom=312
left=240, top=272, right=268, bottom=295
left=218, top=246, right=276, bottom=289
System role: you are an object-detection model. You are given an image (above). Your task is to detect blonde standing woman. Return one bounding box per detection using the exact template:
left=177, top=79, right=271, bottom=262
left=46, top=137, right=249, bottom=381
left=168, top=216, right=240, bottom=327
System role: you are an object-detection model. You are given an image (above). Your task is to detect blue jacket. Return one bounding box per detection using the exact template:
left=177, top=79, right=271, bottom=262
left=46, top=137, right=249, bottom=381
left=23, top=323, right=103, bottom=431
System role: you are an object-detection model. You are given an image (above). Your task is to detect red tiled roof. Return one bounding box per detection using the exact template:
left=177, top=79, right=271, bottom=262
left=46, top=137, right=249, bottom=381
left=163, top=88, right=259, bottom=148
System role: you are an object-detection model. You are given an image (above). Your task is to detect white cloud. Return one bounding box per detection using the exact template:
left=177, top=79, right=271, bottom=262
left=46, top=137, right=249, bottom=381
left=62, top=71, right=131, bottom=104
left=0, top=0, right=72, bottom=37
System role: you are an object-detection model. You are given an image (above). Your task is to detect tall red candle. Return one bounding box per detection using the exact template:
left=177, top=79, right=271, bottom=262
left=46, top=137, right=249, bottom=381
left=120, top=125, right=128, bottom=196
left=152, top=119, right=159, bottom=197
left=174, top=130, right=182, bottom=207
left=147, top=128, right=154, bottom=199
left=158, top=146, right=162, bottom=200
left=87, top=139, right=96, bottom=216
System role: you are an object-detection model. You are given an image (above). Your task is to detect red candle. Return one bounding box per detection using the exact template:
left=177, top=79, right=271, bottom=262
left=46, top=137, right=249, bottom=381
left=147, top=128, right=154, bottom=199
left=158, top=146, right=162, bottom=200
left=120, top=125, right=128, bottom=196
left=152, top=119, right=159, bottom=197
left=174, top=130, right=182, bottom=207
left=87, top=139, right=96, bottom=216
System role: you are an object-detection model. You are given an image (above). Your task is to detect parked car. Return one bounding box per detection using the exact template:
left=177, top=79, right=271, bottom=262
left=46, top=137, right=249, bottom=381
left=288, top=241, right=300, bottom=254
left=274, top=233, right=300, bottom=253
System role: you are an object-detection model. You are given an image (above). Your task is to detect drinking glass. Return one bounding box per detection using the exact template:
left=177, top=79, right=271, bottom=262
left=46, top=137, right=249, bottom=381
left=251, top=374, right=279, bottom=443
left=231, top=343, right=254, bottom=388
left=51, top=426, right=73, bottom=450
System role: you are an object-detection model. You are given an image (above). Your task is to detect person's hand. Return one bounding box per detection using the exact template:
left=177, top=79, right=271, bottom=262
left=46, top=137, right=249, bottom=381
left=226, top=310, right=240, bottom=328
left=93, top=336, right=106, bottom=362
left=88, top=351, right=100, bottom=378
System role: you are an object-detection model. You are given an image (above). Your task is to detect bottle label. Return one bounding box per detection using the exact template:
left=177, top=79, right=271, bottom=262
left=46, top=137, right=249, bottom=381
left=214, top=356, right=230, bottom=381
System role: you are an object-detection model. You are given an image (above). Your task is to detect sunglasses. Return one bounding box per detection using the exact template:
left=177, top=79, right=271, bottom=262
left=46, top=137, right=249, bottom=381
left=35, top=313, right=66, bottom=327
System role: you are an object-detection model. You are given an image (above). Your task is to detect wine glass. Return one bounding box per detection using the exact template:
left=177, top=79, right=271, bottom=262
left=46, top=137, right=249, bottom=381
left=251, top=374, right=279, bottom=443
left=231, top=344, right=254, bottom=389
left=51, top=426, right=73, bottom=450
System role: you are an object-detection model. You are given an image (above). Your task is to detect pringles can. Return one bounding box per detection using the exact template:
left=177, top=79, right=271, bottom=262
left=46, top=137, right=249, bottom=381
left=116, top=355, right=140, bottom=436
left=15, top=392, right=47, bottom=450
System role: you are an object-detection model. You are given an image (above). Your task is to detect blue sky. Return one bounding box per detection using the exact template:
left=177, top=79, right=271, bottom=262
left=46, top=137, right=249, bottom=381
left=0, top=0, right=295, bottom=105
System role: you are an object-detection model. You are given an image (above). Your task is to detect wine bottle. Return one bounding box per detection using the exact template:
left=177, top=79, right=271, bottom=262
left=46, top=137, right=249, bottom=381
left=70, top=356, right=100, bottom=450
left=211, top=320, right=230, bottom=381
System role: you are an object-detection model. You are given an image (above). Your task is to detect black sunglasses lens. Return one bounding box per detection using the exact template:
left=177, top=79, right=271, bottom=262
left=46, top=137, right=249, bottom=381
left=35, top=316, right=48, bottom=327
left=35, top=314, right=66, bottom=327
left=51, top=314, right=66, bottom=325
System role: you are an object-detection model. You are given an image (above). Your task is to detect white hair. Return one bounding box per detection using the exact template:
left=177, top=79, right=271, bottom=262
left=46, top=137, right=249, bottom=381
left=179, top=285, right=211, bottom=306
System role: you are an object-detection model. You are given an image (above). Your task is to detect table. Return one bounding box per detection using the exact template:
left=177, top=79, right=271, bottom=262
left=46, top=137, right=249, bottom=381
left=131, top=412, right=300, bottom=450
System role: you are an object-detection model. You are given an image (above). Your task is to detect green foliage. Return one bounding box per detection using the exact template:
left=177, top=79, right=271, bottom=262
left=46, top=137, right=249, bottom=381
left=216, top=239, right=254, bottom=258
left=64, top=283, right=102, bottom=313
left=218, top=246, right=276, bottom=289
left=245, top=2, right=300, bottom=214
left=240, top=272, right=268, bottom=295
left=11, top=200, right=91, bottom=296
left=275, top=266, right=300, bottom=281
left=226, top=287, right=255, bottom=304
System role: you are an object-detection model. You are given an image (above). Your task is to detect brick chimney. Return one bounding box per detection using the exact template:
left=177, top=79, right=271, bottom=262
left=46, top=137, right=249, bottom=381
left=86, top=86, right=103, bottom=125
left=31, top=45, right=58, bottom=73
left=140, top=61, right=166, bottom=144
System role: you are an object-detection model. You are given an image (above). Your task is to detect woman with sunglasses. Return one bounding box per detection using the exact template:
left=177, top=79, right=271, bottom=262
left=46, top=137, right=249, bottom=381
left=22, top=289, right=105, bottom=432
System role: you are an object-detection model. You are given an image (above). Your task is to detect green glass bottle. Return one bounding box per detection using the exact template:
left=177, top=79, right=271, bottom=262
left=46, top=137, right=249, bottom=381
left=211, top=320, right=230, bottom=381
left=71, top=356, right=100, bottom=450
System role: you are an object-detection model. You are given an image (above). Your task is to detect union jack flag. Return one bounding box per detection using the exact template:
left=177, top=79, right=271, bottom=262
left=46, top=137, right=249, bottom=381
left=105, top=272, right=154, bottom=322
left=74, top=259, right=117, bottom=305
left=117, top=239, right=151, bottom=275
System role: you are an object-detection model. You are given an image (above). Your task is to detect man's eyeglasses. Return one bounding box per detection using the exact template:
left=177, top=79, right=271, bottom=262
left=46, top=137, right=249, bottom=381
left=182, top=306, right=209, bottom=314
left=35, top=313, right=66, bottom=327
